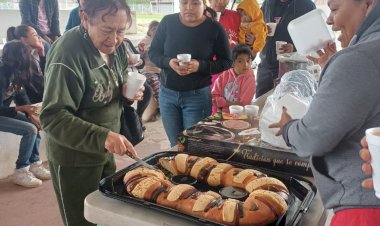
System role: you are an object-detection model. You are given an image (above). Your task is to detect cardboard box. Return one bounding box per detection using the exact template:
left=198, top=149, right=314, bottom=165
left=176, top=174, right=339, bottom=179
left=177, top=112, right=312, bottom=176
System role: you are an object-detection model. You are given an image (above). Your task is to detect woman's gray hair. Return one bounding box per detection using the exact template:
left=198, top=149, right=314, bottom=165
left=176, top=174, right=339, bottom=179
left=83, top=0, right=131, bottom=26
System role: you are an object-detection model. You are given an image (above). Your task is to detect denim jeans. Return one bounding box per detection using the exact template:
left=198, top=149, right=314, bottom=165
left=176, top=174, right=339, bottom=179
left=159, top=85, right=212, bottom=147
left=0, top=113, right=40, bottom=169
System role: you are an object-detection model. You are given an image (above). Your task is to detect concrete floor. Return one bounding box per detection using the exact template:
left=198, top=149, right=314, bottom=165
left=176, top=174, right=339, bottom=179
left=0, top=115, right=170, bottom=226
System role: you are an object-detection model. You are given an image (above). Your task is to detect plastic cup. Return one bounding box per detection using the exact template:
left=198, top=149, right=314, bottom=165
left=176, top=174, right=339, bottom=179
left=177, top=54, right=191, bottom=66
left=129, top=53, right=140, bottom=65
left=229, top=105, right=244, bottom=115
left=2, top=38, right=6, bottom=44
left=244, top=105, right=259, bottom=117
left=267, top=22, right=277, bottom=37
left=216, top=12, right=221, bottom=22
left=365, top=127, right=380, bottom=199
left=276, top=41, right=287, bottom=55
left=124, top=72, right=146, bottom=99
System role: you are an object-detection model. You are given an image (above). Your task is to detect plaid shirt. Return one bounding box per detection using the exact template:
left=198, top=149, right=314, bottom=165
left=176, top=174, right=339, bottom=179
left=19, top=0, right=61, bottom=37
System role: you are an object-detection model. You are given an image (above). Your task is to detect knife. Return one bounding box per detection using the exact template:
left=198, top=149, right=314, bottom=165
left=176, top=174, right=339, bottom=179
left=127, top=152, right=156, bottom=170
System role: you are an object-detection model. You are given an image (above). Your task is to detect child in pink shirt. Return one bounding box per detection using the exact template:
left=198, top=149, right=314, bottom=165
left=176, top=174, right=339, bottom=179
left=212, top=44, right=256, bottom=113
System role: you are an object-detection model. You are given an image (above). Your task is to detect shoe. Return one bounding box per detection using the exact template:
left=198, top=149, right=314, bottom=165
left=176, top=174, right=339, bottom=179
left=13, top=167, right=42, bottom=188
left=30, top=162, right=51, bottom=180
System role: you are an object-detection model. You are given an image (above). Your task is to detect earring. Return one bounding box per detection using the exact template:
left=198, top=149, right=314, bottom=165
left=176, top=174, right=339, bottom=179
left=83, top=30, right=88, bottom=39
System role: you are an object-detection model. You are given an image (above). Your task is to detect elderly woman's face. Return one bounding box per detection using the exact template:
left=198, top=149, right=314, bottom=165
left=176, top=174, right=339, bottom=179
left=327, top=0, right=371, bottom=47
left=179, top=0, right=205, bottom=23
left=82, top=9, right=128, bottom=54
left=209, top=0, right=229, bottom=13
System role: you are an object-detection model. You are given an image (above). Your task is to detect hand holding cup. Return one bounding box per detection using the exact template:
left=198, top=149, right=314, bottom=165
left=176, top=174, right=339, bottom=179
left=123, top=72, right=146, bottom=100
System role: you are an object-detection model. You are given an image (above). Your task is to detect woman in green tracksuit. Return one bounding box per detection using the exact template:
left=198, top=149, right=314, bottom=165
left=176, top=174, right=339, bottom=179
left=40, top=0, right=142, bottom=225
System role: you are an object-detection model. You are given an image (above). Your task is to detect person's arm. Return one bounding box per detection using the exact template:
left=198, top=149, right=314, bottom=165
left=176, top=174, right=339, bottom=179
left=250, top=3, right=267, bottom=53
left=50, top=0, right=61, bottom=37
left=149, top=17, right=172, bottom=69
left=283, top=51, right=379, bottom=157
left=19, top=0, right=44, bottom=37
left=65, top=9, right=76, bottom=32
left=237, top=71, right=255, bottom=106
left=212, top=73, right=228, bottom=108
left=198, top=25, right=232, bottom=75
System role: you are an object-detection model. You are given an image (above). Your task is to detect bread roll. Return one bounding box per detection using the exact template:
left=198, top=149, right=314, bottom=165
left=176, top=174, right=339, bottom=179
left=125, top=154, right=290, bottom=226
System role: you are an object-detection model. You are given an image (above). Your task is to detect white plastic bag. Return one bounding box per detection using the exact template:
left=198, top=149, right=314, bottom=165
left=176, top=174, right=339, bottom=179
left=259, top=70, right=317, bottom=149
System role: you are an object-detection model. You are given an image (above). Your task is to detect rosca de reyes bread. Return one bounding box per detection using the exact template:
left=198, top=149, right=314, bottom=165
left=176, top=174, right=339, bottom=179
left=123, top=155, right=289, bottom=226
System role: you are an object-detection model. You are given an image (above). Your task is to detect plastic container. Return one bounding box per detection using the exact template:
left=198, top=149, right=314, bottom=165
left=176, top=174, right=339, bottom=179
left=288, top=9, right=335, bottom=55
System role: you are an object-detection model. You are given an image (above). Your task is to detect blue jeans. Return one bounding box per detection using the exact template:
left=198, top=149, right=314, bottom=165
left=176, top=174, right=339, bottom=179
left=159, top=85, right=212, bottom=147
left=0, top=113, right=40, bottom=169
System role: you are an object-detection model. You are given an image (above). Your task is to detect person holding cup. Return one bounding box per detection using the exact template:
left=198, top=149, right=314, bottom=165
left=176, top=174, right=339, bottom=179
left=149, top=0, right=232, bottom=146
left=256, top=0, right=315, bottom=97
left=40, top=1, right=142, bottom=225
left=269, top=0, right=380, bottom=224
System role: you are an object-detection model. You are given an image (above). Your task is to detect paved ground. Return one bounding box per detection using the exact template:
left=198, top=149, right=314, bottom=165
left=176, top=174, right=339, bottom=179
left=0, top=115, right=170, bottom=226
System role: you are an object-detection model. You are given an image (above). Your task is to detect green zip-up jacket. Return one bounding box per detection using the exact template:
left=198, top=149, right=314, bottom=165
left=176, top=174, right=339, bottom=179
left=40, top=27, right=128, bottom=166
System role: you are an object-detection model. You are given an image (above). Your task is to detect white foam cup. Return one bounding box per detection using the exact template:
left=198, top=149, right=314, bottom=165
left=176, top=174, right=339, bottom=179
left=229, top=105, right=244, bottom=115
left=216, top=12, right=221, bottom=22
left=177, top=54, right=191, bottom=66
left=244, top=105, right=259, bottom=117
left=365, top=127, right=380, bottom=199
left=125, top=72, right=146, bottom=99
left=276, top=41, right=287, bottom=55
left=267, top=22, right=277, bottom=37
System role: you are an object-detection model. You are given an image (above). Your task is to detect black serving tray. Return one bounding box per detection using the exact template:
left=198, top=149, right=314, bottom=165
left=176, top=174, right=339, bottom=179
left=99, top=151, right=316, bottom=226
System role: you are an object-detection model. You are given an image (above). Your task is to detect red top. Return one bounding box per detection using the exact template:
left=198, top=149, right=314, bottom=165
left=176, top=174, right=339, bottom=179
left=219, top=10, right=241, bottom=48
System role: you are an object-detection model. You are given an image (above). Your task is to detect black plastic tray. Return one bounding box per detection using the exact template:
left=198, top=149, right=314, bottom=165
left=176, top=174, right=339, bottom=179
left=99, top=151, right=316, bottom=226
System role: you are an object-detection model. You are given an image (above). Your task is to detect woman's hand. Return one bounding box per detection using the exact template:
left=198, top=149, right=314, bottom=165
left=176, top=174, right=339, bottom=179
left=16, top=105, right=40, bottom=116
left=28, top=114, right=42, bottom=131
left=169, top=58, right=199, bottom=76
left=245, top=32, right=255, bottom=46
left=36, top=37, right=45, bottom=57
left=104, top=131, right=138, bottom=157
left=123, top=83, right=145, bottom=101
left=307, top=42, right=337, bottom=69
left=280, top=43, right=294, bottom=53
left=137, top=43, right=145, bottom=53
left=268, top=106, right=292, bottom=136
left=360, top=136, right=374, bottom=189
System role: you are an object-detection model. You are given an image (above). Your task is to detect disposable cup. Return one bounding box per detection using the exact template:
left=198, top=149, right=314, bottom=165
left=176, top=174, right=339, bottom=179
left=267, top=22, right=277, bottom=37
left=276, top=41, right=287, bottom=55
left=229, top=105, right=244, bottom=115
left=2, top=38, right=6, bottom=44
left=365, top=127, right=380, bottom=199
left=177, top=54, right=191, bottom=66
left=125, top=72, right=146, bottom=99
left=244, top=105, right=259, bottom=117
left=216, top=12, right=221, bottom=22
left=129, top=53, right=140, bottom=65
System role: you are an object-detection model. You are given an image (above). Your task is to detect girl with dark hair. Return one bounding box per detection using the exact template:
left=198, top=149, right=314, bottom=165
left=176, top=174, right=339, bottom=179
left=39, top=0, right=142, bottom=225
left=0, top=40, right=50, bottom=188
left=7, top=25, right=45, bottom=103
left=211, top=44, right=255, bottom=113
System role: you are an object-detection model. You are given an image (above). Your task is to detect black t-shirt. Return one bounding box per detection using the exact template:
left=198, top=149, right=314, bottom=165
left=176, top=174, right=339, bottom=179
left=149, top=13, right=232, bottom=91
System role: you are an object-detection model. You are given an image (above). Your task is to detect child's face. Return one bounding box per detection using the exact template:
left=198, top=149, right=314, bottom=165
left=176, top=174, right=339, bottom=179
left=148, top=26, right=158, bottom=37
left=238, top=9, right=252, bottom=23
left=233, top=54, right=252, bottom=75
